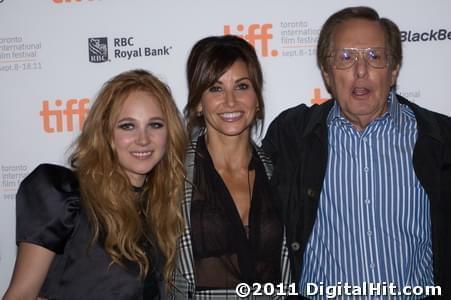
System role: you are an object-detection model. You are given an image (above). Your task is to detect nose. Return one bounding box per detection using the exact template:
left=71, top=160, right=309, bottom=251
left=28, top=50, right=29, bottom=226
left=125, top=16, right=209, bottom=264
left=224, top=90, right=237, bottom=107
left=354, top=52, right=369, bottom=78
left=136, top=128, right=150, bottom=146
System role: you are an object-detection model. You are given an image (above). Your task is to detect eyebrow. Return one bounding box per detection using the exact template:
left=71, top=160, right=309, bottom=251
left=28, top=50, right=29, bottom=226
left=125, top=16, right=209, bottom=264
left=117, top=116, right=166, bottom=123
left=215, top=76, right=251, bottom=84
left=150, top=117, right=166, bottom=123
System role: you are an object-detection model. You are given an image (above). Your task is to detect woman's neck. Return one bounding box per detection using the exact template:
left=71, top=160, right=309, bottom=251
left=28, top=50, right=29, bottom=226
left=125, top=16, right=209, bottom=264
left=204, top=132, right=252, bottom=172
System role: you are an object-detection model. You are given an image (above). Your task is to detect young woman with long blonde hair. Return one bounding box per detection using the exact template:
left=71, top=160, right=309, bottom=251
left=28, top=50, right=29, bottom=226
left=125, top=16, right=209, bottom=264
left=3, top=69, right=186, bottom=300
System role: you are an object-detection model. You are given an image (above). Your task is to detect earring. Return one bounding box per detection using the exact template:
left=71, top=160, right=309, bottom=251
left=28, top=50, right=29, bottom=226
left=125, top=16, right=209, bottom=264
left=196, top=111, right=203, bottom=117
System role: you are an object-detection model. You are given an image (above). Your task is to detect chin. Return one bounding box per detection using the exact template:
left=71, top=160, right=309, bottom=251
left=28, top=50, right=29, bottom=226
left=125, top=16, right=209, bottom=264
left=350, top=102, right=376, bottom=112
left=221, top=126, right=249, bottom=136
left=222, top=131, right=247, bottom=137
left=131, top=166, right=155, bottom=176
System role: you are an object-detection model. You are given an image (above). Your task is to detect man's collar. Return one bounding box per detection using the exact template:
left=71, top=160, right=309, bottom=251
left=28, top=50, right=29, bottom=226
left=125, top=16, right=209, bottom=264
left=387, top=90, right=403, bottom=130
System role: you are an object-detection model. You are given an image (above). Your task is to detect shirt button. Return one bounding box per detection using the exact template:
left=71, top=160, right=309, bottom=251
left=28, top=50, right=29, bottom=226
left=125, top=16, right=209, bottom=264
left=364, top=167, right=369, bottom=172
left=370, top=262, right=375, bottom=269
left=363, top=137, right=368, bottom=142
left=291, top=242, right=300, bottom=251
left=367, top=230, right=372, bottom=236
left=365, top=199, right=371, bottom=204
left=307, top=188, right=316, bottom=198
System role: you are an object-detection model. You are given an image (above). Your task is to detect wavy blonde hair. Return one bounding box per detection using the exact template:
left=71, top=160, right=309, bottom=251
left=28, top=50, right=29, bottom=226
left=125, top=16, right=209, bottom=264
left=70, top=69, right=186, bottom=284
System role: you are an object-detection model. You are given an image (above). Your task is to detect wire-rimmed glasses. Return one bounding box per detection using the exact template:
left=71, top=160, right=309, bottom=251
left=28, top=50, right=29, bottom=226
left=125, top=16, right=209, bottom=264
left=327, top=47, right=390, bottom=69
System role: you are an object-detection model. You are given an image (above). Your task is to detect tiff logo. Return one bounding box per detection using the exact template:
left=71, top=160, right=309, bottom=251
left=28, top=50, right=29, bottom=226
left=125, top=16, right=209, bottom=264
left=310, top=88, right=328, bottom=105
left=224, top=23, right=278, bottom=57
left=40, top=98, right=89, bottom=133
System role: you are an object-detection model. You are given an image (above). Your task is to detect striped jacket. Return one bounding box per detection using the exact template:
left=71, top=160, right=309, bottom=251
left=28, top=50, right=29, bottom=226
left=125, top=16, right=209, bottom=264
left=171, top=134, right=292, bottom=299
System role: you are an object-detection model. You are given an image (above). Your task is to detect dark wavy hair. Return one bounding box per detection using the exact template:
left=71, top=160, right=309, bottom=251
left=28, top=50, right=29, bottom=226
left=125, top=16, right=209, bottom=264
left=185, top=35, right=265, bottom=136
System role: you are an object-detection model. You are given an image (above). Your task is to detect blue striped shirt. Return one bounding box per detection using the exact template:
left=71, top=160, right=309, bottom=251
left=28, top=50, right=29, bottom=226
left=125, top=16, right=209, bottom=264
left=299, top=92, right=434, bottom=299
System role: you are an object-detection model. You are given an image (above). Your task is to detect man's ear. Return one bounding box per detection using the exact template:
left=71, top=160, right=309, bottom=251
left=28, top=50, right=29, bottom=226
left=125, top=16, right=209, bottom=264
left=321, top=65, right=332, bottom=90
left=390, top=64, right=400, bottom=87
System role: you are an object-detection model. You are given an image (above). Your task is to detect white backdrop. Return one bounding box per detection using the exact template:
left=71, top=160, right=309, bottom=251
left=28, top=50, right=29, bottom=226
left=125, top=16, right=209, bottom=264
left=1, top=0, right=450, bottom=292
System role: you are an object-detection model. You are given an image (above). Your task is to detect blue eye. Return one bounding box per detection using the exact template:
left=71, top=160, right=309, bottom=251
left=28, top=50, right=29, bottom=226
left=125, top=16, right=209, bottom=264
left=149, top=122, right=164, bottom=129
left=118, top=123, right=134, bottom=130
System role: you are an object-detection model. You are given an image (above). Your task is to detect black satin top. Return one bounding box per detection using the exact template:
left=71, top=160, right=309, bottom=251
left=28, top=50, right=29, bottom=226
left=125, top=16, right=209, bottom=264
left=16, top=164, right=164, bottom=300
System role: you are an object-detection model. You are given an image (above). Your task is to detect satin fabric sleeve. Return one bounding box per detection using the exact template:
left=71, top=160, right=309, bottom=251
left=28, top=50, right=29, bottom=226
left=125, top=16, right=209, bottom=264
left=16, top=163, right=80, bottom=254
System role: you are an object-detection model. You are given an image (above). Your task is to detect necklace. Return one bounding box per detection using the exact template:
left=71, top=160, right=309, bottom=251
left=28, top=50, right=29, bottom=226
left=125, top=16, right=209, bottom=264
left=245, top=162, right=253, bottom=238
left=247, top=167, right=253, bottom=202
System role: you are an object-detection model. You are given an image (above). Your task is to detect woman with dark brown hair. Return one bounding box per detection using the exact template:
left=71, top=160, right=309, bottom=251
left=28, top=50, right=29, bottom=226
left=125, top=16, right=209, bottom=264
left=3, top=69, right=186, bottom=300
left=172, top=35, right=291, bottom=299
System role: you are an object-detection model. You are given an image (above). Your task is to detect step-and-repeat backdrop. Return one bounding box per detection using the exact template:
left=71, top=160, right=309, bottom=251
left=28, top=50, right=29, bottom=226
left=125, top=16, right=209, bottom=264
left=1, top=0, right=450, bottom=292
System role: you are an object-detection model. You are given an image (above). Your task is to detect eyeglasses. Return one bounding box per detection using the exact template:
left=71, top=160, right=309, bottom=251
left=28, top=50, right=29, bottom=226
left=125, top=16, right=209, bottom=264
left=327, top=47, right=390, bottom=69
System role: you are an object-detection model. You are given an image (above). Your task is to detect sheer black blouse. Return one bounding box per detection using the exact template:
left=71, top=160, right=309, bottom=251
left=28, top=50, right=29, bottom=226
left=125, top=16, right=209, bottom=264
left=16, top=164, right=164, bottom=300
left=190, top=137, right=283, bottom=290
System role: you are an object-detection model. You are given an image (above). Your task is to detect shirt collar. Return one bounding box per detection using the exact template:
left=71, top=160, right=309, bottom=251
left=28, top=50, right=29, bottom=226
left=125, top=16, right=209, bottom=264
left=387, top=89, right=403, bottom=129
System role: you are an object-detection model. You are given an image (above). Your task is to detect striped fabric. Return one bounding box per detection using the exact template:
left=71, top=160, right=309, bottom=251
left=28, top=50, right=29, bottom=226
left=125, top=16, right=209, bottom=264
left=299, top=92, right=434, bottom=299
left=171, top=133, right=291, bottom=299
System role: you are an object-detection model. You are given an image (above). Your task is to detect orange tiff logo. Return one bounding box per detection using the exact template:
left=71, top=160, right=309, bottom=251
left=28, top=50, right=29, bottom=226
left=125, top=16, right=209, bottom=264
left=40, top=98, right=89, bottom=133
left=310, top=88, right=328, bottom=105
left=224, top=23, right=278, bottom=57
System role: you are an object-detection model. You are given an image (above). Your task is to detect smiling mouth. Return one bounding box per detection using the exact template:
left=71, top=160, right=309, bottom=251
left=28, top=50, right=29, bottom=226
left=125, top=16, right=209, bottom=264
left=219, top=111, right=244, bottom=121
left=131, top=151, right=153, bottom=159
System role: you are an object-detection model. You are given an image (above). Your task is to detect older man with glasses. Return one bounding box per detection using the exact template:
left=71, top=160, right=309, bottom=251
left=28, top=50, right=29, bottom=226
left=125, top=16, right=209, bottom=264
left=263, top=6, right=451, bottom=299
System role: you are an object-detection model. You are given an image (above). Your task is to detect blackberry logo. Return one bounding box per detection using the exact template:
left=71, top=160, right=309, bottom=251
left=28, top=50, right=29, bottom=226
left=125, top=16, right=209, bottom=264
left=401, top=29, right=451, bottom=42
left=88, top=37, right=108, bottom=63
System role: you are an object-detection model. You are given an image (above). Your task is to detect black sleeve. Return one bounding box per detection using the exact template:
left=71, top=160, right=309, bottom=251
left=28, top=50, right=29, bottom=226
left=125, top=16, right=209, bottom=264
left=262, top=112, right=283, bottom=165
left=262, top=103, right=309, bottom=165
left=16, top=163, right=80, bottom=254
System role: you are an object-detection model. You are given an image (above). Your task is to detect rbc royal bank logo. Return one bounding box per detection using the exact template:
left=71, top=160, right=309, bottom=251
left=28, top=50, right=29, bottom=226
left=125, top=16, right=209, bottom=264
left=224, top=23, right=278, bottom=57
left=88, top=37, right=108, bottom=63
